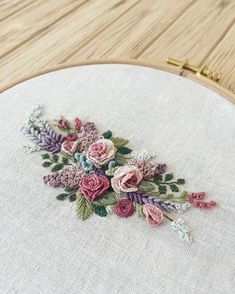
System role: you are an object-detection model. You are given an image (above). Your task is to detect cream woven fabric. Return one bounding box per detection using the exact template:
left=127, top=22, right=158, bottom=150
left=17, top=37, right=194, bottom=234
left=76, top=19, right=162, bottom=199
left=0, top=64, right=234, bottom=294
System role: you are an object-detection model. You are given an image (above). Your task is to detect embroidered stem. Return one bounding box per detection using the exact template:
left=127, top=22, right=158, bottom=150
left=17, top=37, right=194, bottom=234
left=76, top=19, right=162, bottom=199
left=163, top=214, right=173, bottom=222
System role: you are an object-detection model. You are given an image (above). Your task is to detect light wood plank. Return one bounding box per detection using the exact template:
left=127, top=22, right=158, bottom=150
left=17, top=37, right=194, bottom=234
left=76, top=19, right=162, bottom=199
left=60, top=0, right=193, bottom=61
left=204, top=24, right=235, bottom=93
left=0, top=0, right=35, bottom=21
left=0, top=0, right=140, bottom=87
left=0, top=0, right=234, bottom=100
left=0, top=0, right=87, bottom=58
left=141, top=0, right=235, bottom=65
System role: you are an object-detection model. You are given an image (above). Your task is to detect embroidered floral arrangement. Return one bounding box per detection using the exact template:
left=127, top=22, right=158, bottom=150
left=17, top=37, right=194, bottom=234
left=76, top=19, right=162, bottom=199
left=21, top=106, right=217, bottom=243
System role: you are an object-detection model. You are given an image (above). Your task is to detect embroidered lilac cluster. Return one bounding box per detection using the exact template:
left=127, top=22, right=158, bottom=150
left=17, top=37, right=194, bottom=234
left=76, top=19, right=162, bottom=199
left=21, top=106, right=217, bottom=243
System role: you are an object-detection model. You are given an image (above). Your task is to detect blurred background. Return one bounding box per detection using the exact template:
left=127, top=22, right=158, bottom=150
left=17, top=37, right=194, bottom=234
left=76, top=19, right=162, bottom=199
left=0, top=0, right=235, bottom=97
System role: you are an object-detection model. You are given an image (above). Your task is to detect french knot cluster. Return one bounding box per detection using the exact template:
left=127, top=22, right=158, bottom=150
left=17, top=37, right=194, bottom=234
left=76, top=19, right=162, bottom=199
left=43, top=162, right=86, bottom=188
left=127, top=159, right=166, bottom=179
left=76, top=122, right=101, bottom=151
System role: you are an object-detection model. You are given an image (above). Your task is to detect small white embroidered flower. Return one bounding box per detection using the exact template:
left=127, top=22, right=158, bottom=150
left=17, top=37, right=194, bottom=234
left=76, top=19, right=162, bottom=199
left=22, top=143, right=41, bottom=153
left=27, top=105, right=42, bottom=125
left=132, top=149, right=155, bottom=160
left=171, top=218, right=193, bottom=243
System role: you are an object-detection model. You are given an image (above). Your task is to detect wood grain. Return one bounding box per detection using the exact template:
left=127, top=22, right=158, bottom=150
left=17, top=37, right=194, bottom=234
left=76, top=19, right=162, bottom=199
left=0, top=0, right=234, bottom=101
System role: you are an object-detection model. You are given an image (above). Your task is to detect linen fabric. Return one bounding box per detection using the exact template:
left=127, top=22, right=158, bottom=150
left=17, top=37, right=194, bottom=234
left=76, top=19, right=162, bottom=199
left=0, top=64, right=234, bottom=294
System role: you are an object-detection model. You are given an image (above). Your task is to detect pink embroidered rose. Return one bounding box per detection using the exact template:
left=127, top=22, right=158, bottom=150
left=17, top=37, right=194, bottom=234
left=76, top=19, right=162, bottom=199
left=114, top=199, right=134, bottom=218
left=79, top=174, right=110, bottom=201
left=74, top=117, right=81, bottom=130
left=61, top=140, right=79, bottom=155
left=64, top=133, right=78, bottom=141
left=111, top=165, right=143, bottom=193
left=87, top=139, right=116, bottom=167
left=143, top=204, right=163, bottom=226
left=57, top=118, right=69, bottom=129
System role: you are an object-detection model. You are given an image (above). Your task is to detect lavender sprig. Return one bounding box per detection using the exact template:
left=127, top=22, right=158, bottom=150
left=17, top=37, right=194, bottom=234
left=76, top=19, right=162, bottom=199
left=124, top=191, right=183, bottom=213
left=21, top=120, right=64, bottom=154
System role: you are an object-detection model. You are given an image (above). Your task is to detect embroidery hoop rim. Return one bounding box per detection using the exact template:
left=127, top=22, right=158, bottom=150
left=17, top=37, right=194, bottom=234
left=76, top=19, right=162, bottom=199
left=1, top=59, right=234, bottom=104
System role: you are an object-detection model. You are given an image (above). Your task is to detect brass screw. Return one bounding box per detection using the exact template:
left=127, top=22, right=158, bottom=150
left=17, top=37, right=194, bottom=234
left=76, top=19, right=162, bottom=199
left=167, top=58, right=222, bottom=82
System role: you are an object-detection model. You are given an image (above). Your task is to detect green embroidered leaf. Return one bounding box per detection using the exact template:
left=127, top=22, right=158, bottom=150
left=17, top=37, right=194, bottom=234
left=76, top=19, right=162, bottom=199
left=177, top=178, right=185, bottom=185
left=51, top=163, right=64, bottom=172
left=139, top=181, right=156, bottom=192
left=93, top=192, right=117, bottom=206
left=154, top=174, right=163, bottom=183
left=178, top=191, right=188, bottom=199
left=69, top=193, right=77, bottom=202
left=159, top=193, right=174, bottom=200
left=56, top=193, right=68, bottom=201
left=62, top=157, right=69, bottom=165
left=158, top=185, right=167, bottom=194
left=165, top=173, right=173, bottom=181
left=136, top=204, right=145, bottom=218
left=42, top=161, right=52, bottom=167
left=41, top=153, right=50, bottom=160
left=52, top=155, right=59, bottom=163
left=94, top=206, right=107, bottom=217
left=76, top=194, right=93, bottom=220
left=170, top=184, right=179, bottom=192
left=111, top=137, right=129, bottom=147
left=117, top=146, right=132, bottom=154
left=115, top=153, right=127, bottom=165
left=149, top=191, right=160, bottom=196
left=102, top=130, right=112, bottom=139
left=64, top=187, right=77, bottom=193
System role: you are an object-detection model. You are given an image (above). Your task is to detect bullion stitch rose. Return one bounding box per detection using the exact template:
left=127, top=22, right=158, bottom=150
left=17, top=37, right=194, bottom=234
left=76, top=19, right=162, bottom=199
left=87, top=139, right=116, bottom=167
left=143, top=204, right=163, bottom=226
left=79, top=174, right=110, bottom=201
left=111, top=165, right=143, bottom=193
left=61, top=140, right=79, bottom=155
left=114, top=199, right=134, bottom=218
left=64, top=133, right=78, bottom=141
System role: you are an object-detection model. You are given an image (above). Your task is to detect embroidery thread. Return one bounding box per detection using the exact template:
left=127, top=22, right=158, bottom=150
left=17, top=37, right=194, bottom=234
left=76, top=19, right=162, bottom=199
left=20, top=106, right=217, bottom=243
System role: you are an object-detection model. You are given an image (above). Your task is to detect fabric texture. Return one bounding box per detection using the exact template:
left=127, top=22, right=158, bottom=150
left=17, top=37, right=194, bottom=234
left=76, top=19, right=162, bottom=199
left=0, top=64, right=234, bottom=294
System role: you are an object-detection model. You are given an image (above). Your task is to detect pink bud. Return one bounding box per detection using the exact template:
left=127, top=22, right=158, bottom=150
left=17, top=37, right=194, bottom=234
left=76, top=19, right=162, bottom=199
left=74, top=117, right=81, bottom=130
left=58, top=119, right=69, bottom=129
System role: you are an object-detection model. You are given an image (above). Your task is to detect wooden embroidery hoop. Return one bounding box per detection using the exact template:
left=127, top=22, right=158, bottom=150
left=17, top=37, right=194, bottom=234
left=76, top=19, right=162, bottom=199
left=1, top=59, right=234, bottom=104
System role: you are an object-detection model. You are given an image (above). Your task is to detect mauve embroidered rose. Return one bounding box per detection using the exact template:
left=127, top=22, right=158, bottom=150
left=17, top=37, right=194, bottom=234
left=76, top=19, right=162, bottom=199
left=114, top=199, right=134, bottom=218
left=64, top=133, right=78, bottom=141
left=111, top=165, right=143, bottom=193
left=79, top=174, right=110, bottom=201
left=143, top=204, right=163, bottom=226
left=61, top=140, right=79, bottom=155
left=87, top=139, right=116, bottom=167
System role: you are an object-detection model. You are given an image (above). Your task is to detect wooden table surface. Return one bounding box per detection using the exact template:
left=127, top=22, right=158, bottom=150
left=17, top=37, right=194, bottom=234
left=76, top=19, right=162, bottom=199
left=0, top=0, right=235, bottom=101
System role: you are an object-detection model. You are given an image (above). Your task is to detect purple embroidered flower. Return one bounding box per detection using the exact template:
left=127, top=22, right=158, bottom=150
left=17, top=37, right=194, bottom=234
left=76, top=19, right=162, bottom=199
left=21, top=120, right=64, bottom=154
left=114, top=199, right=134, bottom=218
left=127, top=159, right=156, bottom=179
left=77, top=122, right=101, bottom=151
left=155, top=163, right=167, bottom=175
left=43, top=162, right=85, bottom=188
left=127, top=159, right=166, bottom=179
